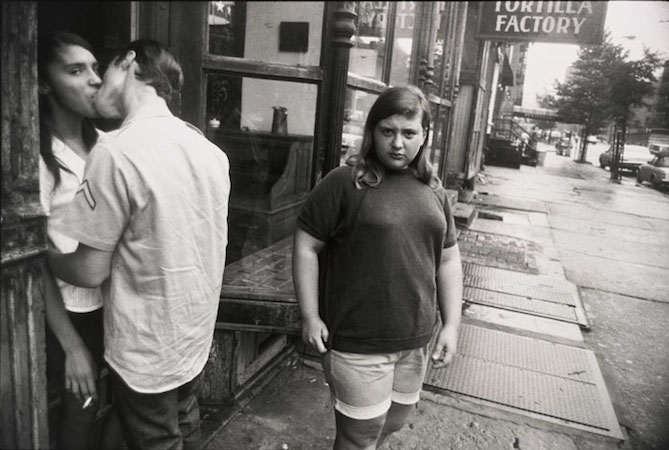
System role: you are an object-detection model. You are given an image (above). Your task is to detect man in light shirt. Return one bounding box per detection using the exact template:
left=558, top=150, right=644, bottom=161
left=48, top=39, right=230, bottom=449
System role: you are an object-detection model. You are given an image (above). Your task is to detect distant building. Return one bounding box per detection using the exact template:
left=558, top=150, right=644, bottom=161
left=495, top=42, right=529, bottom=119
left=509, top=43, right=529, bottom=107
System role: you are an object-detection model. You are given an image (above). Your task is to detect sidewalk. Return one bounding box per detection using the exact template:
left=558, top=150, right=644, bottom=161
left=202, top=151, right=669, bottom=449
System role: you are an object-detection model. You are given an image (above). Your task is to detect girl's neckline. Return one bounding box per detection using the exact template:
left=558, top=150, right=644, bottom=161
left=386, top=167, right=417, bottom=177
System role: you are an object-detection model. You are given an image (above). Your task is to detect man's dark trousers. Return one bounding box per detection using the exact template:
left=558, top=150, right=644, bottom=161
left=109, top=366, right=202, bottom=450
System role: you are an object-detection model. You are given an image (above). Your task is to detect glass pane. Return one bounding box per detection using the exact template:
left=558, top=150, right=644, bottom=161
left=208, top=1, right=323, bottom=66
left=341, top=88, right=379, bottom=166
left=208, top=1, right=245, bottom=57
left=205, top=73, right=317, bottom=264
left=429, top=103, right=443, bottom=174
left=388, top=1, right=415, bottom=86
left=433, top=3, right=450, bottom=94
left=348, top=1, right=390, bottom=80
left=433, top=104, right=452, bottom=179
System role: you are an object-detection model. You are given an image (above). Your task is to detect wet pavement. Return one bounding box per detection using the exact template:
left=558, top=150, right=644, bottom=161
left=203, top=145, right=669, bottom=450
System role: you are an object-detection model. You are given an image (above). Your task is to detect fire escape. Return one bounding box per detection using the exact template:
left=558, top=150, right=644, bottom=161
left=486, top=116, right=539, bottom=168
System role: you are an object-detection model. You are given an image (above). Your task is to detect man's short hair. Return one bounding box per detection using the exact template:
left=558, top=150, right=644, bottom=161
left=113, top=39, right=184, bottom=102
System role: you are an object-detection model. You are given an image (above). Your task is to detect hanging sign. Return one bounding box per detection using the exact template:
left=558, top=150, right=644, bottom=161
left=477, top=1, right=608, bottom=45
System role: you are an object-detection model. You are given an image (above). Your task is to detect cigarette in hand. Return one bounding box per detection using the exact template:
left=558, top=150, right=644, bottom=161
left=82, top=396, right=93, bottom=409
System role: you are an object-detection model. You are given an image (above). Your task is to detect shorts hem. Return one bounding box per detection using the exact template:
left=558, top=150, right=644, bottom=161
left=391, top=389, right=421, bottom=405
left=333, top=396, right=392, bottom=420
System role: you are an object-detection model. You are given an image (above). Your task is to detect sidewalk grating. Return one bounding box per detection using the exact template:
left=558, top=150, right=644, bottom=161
left=463, top=286, right=582, bottom=324
left=463, top=262, right=573, bottom=291
left=462, top=262, right=590, bottom=328
left=424, top=325, right=623, bottom=439
left=464, top=274, right=577, bottom=305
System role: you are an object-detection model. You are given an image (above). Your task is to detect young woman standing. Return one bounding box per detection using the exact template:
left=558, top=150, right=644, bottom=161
left=38, top=31, right=119, bottom=449
left=293, top=85, right=464, bottom=449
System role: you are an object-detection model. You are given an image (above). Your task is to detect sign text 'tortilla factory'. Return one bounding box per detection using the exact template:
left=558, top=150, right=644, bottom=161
left=477, top=1, right=608, bottom=45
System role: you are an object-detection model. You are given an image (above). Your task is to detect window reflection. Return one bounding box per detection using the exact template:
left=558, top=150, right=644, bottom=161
left=341, top=88, right=379, bottom=166
left=208, top=1, right=245, bottom=57
left=208, top=1, right=323, bottom=65
left=205, top=74, right=317, bottom=263
left=428, top=103, right=441, bottom=173
left=389, top=1, right=415, bottom=86
left=433, top=3, right=449, bottom=95
left=348, top=1, right=390, bottom=80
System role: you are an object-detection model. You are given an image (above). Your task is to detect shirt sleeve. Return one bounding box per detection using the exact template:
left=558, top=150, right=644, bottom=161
left=55, top=143, right=131, bottom=252
left=442, top=191, right=457, bottom=249
left=297, top=167, right=348, bottom=242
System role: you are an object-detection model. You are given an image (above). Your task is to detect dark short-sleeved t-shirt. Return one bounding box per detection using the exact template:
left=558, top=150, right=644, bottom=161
left=297, top=165, right=457, bottom=353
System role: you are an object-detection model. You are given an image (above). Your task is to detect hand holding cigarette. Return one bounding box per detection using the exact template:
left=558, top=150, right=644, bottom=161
left=82, top=396, right=93, bottom=409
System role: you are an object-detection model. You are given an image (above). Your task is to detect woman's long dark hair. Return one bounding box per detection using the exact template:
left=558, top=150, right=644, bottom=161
left=38, top=31, right=98, bottom=187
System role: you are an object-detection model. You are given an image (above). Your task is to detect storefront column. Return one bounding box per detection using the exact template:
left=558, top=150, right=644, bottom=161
left=416, top=2, right=441, bottom=93
left=1, top=2, right=50, bottom=449
left=322, top=2, right=356, bottom=176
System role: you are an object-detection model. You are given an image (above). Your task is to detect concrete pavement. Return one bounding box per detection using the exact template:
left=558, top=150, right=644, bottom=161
left=203, top=146, right=669, bottom=450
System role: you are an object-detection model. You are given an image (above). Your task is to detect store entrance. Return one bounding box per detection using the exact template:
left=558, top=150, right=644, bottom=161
left=38, top=2, right=132, bottom=66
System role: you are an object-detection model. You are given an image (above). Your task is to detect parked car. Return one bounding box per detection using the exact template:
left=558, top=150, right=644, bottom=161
left=548, top=130, right=562, bottom=140
left=649, top=143, right=669, bottom=156
left=555, top=137, right=572, bottom=156
left=637, top=154, right=669, bottom=187
left=598, top=144, right=652, bottom=173
left=586, top=135, right=598, bottom=144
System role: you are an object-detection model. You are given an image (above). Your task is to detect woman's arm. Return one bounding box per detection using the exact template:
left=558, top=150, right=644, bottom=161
left=292, top=228, right=328, bottom=353
left=48, top=242, right=112, bottom=288
left=43, top=261, right=98, bottom=402
left=431, top=244, right=464, bottom=368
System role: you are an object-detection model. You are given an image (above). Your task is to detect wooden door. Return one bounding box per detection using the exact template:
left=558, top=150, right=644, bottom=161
left=1, top=3, right=50, bottom=448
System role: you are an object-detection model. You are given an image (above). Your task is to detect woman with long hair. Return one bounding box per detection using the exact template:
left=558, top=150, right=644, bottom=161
left=38, top=31, right=117, bottom=449
left=293, top=85, right=463, bottom=449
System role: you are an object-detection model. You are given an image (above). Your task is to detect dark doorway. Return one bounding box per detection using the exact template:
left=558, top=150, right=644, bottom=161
left=38, top=2, right=132, bottom=67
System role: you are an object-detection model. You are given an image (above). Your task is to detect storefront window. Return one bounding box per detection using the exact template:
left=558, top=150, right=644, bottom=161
left=205, top=73, right=318, bottom=263
left=432, top=3, right=450, bottom=95
left=429, top=103, right=444, bottom=174
left=208, top=1, right=323, bottom=66
left=341, top=88, right=379, bottom=166
left=208, top=1, right=244, bottom=57
left=348, top=1, right=390, bottom=81
left=388, top=1, right=415, bottom=86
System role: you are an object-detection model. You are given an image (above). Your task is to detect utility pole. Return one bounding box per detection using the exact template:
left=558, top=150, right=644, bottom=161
left=610, top=121, right=625, bottom=182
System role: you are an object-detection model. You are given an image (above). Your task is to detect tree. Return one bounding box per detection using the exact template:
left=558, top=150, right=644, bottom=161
left=608, top=48, right=661, bottom=178
left=552, top=33, right=662, bottom=164
left=552, top=38, right=615, bottom=162
left=608, top=47, right=661, bottom=126
left=651, top=60, right=669, bottom=129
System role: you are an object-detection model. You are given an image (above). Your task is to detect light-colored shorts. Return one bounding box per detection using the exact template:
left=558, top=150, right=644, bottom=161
left=321, top=344, right=430, bottom=420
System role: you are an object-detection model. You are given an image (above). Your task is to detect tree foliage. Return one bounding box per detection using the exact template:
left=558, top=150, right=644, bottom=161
left=552, top=33, right=662, bottom=161
left=653, top=62, right=669, bottom=128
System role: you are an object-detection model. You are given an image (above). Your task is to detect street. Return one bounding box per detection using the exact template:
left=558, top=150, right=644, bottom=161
left=472, top=144, right=669, bottom=449
left=203, top=146, right=669, bottom=450
left=551, top=138, right=669, bottom=195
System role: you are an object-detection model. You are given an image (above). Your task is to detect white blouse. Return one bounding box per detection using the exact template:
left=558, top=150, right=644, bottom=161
left=40, top=135, right=103, bottom=313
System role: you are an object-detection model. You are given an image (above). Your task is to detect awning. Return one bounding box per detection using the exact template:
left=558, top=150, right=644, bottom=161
left=512, top=105, right=564, bottom=122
